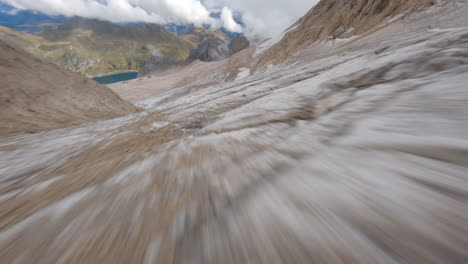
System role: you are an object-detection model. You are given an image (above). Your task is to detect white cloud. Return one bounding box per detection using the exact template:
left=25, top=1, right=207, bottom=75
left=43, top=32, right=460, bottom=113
left=220, top=7, right=242, bottom=33
left=203, top=0, right=319, bottom=39
left=3, top=0, right=319, bottom=38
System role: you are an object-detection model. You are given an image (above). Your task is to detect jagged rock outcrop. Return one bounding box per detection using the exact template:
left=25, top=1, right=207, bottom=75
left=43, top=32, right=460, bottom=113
left=229, top=36, right=251, bottom=55
left=254, top=0, right=438, bottom=71
left=0, top=40, right=138, bottom=138
left=140, top=35, right=251, bottom=75
left=187, top=36, right=250, bottom=63
left=187, top=35, right=230, bottom=62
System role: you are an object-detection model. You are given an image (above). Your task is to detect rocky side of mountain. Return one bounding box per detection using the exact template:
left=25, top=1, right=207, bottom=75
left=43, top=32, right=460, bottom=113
left=187, top=36, right=250, bottom=63
left=187, top=35, right=231, bottom=62
left=0, top=39, right=138, bottom=139
left=0, top=17, right=196, bottom=77
left=253, top=0, right=439, bottom=71
left=140, top=35, right=250, bottom=76
left=229, top=36, right=251, bottom=55
left=179, top=27, right=230, bottom=47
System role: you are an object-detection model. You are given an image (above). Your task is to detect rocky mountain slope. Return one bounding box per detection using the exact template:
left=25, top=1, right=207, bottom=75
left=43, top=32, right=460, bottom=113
left=0, top=17, right=223, bottom=77
left=0, top=39, right=138, bottom=138
left=254, top=0, right=438, bottom=70
left=138, top=27, right=234, bottom=76
left=179, top=27, right=230, bottom=48
left=187, top=36, right=250, bottom=63
left=1, top=0, right=468, bottom=263
left=139, top=35, right=250, bottom=76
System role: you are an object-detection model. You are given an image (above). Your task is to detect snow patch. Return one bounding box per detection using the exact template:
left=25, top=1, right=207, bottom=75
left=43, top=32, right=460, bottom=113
left=236, top=67, right=250, bottom=81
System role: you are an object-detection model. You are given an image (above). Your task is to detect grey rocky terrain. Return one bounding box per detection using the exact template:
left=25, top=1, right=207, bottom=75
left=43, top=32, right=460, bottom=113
left=139, top=35, right=250, bottom=77
left=1, top=0, right=468, bottom=263
left=187, top=36, right=250, bottom=63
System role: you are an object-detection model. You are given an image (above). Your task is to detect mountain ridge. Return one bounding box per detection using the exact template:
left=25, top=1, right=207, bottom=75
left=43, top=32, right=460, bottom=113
left=253, top=0, right=439, bottom=71
left=0, top=17, right=233, bottom=77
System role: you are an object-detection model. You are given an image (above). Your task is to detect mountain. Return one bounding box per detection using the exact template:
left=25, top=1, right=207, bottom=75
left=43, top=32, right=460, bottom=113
left=0, top=17, right=215, bottom=77
left=179, top=27, right=230, bottom=48
left=0, top=2, right=13, bottom=12
left=0, top=17, right=198, bottom=77
left=0, top=39, right=137, bottom=138
left=229, top=36, right=251, bottom=55
left=187, top=36, right=250, bottom=63
left=138, top=28, right=246, bottom=76
left=163, top=24, right=194, bottom=35
left=186, top=35, right=230, bottom=62
left=0, top=3, right=244, bottom=77
left=254, top=0, right=437, bottom=71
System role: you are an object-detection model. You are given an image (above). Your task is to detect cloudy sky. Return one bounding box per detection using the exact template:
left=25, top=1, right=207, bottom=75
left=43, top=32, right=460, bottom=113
left=2, top=0, right=318, bottom=38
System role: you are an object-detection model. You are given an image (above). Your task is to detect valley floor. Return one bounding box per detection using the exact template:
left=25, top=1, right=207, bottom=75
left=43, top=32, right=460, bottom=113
left=1, top=1, right=468, bottom=263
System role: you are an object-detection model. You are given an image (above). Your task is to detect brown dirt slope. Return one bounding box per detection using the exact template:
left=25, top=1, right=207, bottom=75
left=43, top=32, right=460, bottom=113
left=253, top=0, right=438, bottom=71
left=0, top=40, right=138, bottom=139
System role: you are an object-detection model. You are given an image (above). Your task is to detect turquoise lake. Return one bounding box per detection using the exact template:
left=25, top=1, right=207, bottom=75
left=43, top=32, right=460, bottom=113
left=93, top=72, right=138, bottom=85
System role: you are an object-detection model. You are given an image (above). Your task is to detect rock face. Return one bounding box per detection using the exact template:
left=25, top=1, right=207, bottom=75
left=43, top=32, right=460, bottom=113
left=138, top=27, right=233, bottom=76
left=0, top=40, right=138, bottom=138
left=254, top=0, right=438, bottom=70
left=187, top=36, right=250, bottom=63
left=229, top=36, right=251, bottom=55
left=140, top=35, right=250, bottom=76
left=187, top=36, right=231, bottom=62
